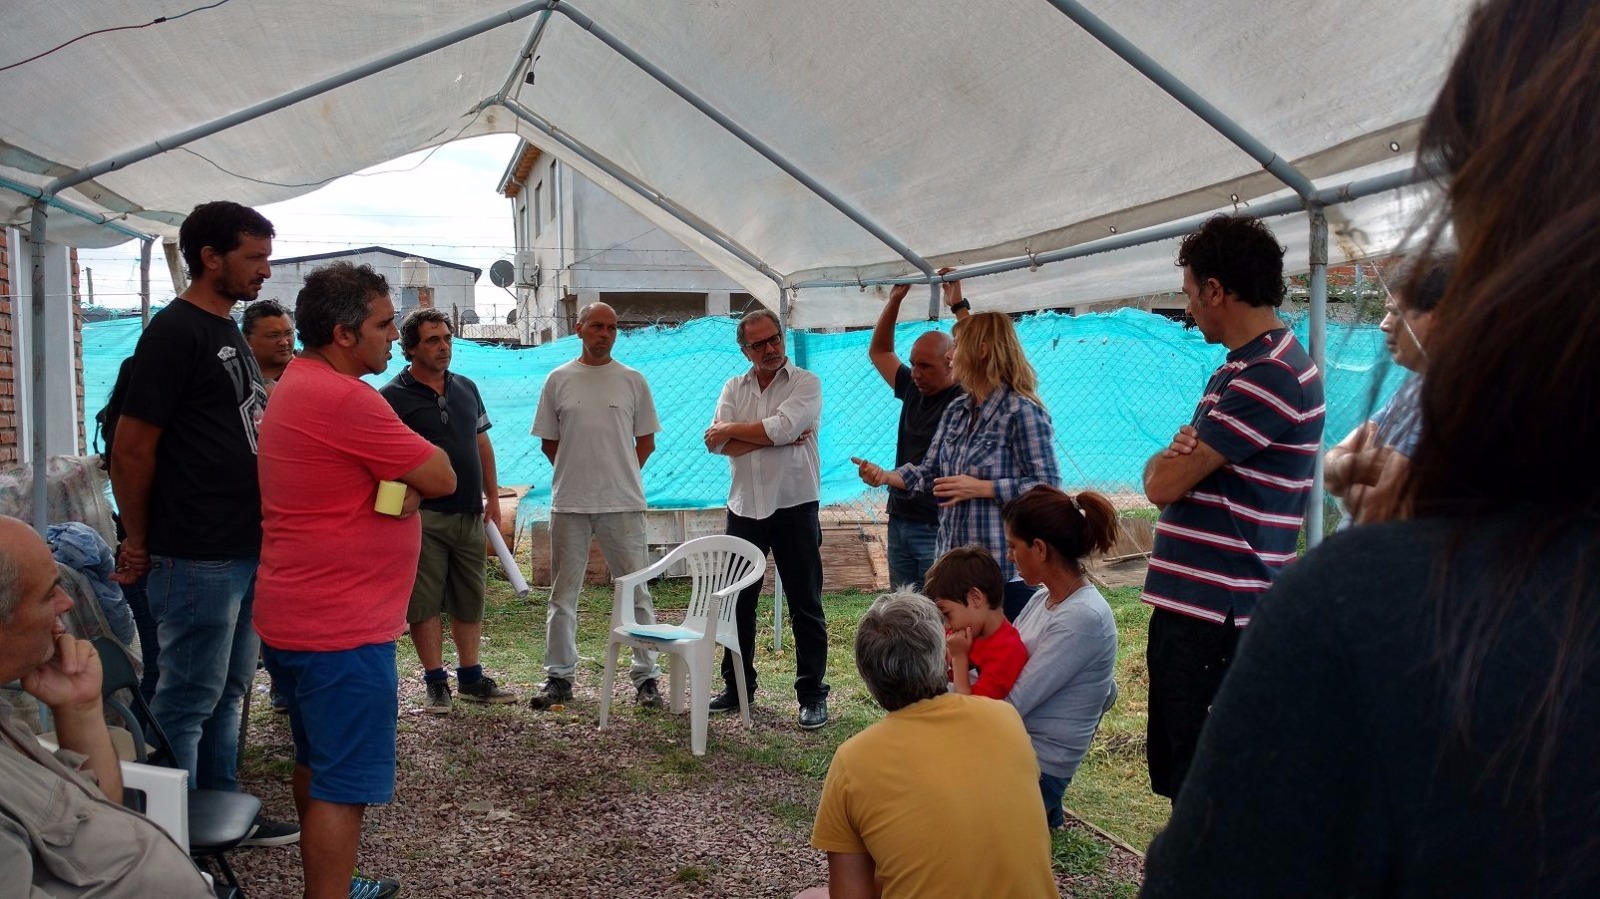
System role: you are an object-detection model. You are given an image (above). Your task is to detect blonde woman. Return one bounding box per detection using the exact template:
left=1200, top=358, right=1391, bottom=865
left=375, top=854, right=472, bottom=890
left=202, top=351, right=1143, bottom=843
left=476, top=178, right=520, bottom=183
left=853, top=311, right=1059, bottom=618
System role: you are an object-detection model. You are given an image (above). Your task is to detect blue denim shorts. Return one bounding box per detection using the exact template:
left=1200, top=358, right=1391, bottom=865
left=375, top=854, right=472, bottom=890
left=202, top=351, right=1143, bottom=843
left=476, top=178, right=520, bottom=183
left=261, top=642, right=398, bottom=805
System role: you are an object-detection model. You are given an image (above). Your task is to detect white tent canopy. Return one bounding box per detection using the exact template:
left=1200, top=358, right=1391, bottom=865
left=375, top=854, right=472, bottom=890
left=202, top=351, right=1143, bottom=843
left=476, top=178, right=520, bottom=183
left=2, top=0, right=1473, bottom=537
left=3, top=0, right=1467, bottom=325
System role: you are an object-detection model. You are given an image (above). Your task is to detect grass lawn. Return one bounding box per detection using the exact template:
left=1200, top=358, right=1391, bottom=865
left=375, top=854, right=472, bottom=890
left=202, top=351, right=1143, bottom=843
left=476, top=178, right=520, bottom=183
left=241, top=554, right=1160, bottom=894
left=451, top=562, right=1163, bottom=879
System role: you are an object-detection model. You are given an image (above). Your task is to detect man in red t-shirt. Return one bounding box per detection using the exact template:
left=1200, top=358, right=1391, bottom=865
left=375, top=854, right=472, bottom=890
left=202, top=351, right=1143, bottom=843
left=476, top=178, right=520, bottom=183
left=255, top=262, right=455, bottom=899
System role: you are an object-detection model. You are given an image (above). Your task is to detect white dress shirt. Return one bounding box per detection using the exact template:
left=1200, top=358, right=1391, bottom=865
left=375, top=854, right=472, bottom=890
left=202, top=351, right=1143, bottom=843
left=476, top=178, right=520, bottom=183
left=712, top=361, right=822, bottom=519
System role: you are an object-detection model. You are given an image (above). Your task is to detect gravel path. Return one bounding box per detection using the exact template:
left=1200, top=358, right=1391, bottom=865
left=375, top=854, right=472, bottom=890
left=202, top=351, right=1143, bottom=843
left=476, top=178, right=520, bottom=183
left=230, top=674, right=1142, bottom=897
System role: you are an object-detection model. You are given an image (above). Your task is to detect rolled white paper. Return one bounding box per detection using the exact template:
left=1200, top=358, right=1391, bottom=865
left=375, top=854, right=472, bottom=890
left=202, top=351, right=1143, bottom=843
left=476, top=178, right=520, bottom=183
left=486, top=522, right=530, bottom=597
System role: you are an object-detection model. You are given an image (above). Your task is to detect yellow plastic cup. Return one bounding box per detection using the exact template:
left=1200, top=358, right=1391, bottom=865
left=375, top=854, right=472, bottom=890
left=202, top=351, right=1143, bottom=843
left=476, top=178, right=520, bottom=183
left=374, top=480, right=407, bottom=516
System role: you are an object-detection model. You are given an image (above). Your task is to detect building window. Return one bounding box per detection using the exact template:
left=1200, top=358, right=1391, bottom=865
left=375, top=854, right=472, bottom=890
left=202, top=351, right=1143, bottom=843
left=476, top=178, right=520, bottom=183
left=545, top=162, right=556, bottom=223
left=533, top=181, right=543, bottom=239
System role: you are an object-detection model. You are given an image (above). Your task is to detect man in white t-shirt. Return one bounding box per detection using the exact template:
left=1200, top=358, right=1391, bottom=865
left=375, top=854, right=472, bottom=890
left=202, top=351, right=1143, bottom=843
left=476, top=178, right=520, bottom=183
left=529, top=302, right=663, bottom=710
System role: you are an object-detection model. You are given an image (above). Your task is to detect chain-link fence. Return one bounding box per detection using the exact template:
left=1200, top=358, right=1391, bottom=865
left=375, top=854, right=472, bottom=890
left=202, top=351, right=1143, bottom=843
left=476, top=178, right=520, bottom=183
left=77, top=263, right=1403, bottom=541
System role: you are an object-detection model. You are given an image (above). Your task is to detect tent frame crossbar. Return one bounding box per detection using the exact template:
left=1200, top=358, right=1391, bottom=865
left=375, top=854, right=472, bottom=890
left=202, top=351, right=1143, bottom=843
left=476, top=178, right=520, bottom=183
left=19, top=0, right=1432, bottom=545
left=497, top=97, right=784, bottom=291
left=544, top=3, right=940, bottom=317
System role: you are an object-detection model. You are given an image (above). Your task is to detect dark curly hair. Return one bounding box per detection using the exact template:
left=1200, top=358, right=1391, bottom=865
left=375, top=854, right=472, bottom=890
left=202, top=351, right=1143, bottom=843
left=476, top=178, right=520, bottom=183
left=295, top=262, right=390, bottom=350
left=178, top=201, right=275, bottom=279
left=1175, top=215, right=1286, bottom=308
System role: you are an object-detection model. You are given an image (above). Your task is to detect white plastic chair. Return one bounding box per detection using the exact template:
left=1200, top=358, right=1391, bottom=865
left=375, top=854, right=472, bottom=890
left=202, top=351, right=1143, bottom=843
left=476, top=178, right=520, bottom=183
left=598, top=535, right=766, bottom=755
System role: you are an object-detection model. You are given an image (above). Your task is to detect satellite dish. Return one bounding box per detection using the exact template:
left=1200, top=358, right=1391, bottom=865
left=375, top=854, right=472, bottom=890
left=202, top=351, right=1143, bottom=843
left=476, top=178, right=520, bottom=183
left=506, top=308, right=518, bottom=325
left=489, top=259, right=515, bottom=288
left=460, top=309, right=480, bottom=325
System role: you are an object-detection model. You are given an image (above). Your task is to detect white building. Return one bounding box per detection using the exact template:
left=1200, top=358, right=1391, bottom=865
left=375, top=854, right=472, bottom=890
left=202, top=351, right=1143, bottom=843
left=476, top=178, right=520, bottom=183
left=497, top=141, right=758, bottom=345
left=260, top=247, right=480, bottom=319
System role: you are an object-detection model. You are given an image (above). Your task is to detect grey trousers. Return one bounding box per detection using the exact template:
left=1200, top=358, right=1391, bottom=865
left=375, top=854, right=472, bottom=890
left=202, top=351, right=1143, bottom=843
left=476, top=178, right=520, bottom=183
left=545, top=511, right=660, bottom=687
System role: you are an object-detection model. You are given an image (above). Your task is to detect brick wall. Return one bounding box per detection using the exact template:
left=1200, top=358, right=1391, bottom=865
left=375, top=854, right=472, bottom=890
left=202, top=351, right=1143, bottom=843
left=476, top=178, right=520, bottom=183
left=0, top=228, right=15, bottom=466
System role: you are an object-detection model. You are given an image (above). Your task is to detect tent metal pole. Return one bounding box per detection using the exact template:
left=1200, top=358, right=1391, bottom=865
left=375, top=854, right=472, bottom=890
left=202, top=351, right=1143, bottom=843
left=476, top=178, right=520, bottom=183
left=493, top=7, right=557, bottom=102
left=140, top=237, right=153, bottom=329
left=1305, top=205, right=1329, bottom=548
left=28, top=200, right=48, bottom=534
left=0, top=177, right=153, bottom=243
left=792, top=166, right=1426, bottom=289
left=42, top=1, right=558, bottom=197
left=1041, top=0, right=1316, bottom=200
left=551, top=3, right=938, bottom=283
left=500, top=98, right=785, bottom=289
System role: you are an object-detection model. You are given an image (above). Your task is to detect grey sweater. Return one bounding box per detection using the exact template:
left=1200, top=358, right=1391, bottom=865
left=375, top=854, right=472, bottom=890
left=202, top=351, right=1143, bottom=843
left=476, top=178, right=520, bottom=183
left=1006, top=584, right=1118, bottom=779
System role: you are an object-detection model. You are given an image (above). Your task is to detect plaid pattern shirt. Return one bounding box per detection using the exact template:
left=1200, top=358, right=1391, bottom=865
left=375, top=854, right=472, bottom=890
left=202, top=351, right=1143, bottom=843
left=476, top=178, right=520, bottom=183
left=896, top=383, right=1060, bottom=581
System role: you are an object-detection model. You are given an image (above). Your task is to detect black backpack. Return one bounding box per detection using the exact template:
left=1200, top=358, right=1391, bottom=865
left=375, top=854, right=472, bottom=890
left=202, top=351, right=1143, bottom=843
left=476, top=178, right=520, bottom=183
left=95, top=356, right=136, bottom=472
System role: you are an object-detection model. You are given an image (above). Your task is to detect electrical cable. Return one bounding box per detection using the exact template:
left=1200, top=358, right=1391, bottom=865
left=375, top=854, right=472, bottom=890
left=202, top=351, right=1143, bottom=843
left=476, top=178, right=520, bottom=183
left=0, top=0, right=233, bottom=74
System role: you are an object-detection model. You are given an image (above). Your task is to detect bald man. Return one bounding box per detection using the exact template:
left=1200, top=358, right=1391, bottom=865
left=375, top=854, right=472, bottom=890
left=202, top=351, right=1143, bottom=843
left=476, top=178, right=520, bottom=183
left=0, top=515, right=213, bottom=896
left=529, top=303, right=663, bottom=710
left=868, top=277, right=969, bottom=590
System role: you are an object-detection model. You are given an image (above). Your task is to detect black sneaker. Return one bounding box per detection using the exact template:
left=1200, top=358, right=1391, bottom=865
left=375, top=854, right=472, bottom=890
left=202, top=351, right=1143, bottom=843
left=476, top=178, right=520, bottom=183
left=707, top=687, right=751, bottom=714
left=635, top=678, right=665, bottom=709
left=349, top=873, right=401, bottom=899
left=424, top=679, right=452, bottom=715
left=240, top=814, right=300, bottom=847
left=459, top=675, right=518, bottom=705
left=527, top=677, right=573, bottom=711
left=798, top=699, right=829, bottom=730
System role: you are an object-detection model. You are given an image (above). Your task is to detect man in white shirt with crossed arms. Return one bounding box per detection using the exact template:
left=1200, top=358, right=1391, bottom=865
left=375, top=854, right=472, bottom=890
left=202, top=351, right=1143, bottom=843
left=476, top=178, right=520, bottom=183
left=703, top=309, right=831, bottom=730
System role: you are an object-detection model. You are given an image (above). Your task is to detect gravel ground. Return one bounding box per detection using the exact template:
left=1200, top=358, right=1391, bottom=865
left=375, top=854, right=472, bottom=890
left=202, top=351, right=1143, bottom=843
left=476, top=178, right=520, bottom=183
left=230, top=673, right=1143, bottom=898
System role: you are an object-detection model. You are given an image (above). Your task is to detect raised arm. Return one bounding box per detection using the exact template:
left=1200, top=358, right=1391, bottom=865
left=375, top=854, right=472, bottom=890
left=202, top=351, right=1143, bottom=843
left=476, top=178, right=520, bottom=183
left=868, top=284, right=910, bottom=387
left=24, top=634, right=123, bottom=803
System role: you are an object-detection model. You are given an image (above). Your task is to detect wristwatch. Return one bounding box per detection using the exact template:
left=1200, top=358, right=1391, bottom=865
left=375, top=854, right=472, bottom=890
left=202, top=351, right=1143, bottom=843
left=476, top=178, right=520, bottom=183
left=950, top=299, right=971, bottom=314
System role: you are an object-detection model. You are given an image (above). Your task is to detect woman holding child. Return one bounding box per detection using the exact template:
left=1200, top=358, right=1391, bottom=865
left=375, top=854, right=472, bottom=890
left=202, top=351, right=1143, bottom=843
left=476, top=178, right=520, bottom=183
left=1002, top=485, right=1121, bottom=829
left=853, top=312, right=1059, bottom=619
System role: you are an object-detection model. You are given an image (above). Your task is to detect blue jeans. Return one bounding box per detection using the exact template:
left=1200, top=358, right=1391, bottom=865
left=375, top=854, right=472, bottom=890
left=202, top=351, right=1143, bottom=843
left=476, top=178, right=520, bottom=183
left=146, top=555, right=259, bottom=792
left=120, top=570, right=160, bottom=702
left=1040, top=772, right=1072, bottom=829
left=886, top=517, right=938, bottom=591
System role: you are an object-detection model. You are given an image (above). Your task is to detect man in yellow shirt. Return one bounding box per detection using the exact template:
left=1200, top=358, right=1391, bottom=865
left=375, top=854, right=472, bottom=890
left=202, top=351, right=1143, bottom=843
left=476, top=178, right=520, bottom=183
left=806, top=592, right=1057, bottom=898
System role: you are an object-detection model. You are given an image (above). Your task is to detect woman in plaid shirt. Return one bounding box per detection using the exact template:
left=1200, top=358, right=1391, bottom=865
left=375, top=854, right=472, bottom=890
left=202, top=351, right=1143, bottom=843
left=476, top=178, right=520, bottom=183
left=854, top=312, right=1060, bottom=618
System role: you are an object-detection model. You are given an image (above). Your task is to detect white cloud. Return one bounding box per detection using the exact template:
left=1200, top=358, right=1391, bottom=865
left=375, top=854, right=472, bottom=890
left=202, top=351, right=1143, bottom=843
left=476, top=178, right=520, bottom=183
left=75, top=133, right=523, bottom=320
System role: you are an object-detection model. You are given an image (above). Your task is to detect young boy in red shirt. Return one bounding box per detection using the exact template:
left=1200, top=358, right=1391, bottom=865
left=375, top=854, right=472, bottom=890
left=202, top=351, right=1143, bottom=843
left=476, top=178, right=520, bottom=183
left=922, top=545, right=1029, bottom=701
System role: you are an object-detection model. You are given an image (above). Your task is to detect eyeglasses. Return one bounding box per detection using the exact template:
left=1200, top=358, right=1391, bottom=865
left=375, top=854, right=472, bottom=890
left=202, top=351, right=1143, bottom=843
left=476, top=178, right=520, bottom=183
left=436, top=394, right=449, bottom=425
left=743, top=333, right=783, bottom=352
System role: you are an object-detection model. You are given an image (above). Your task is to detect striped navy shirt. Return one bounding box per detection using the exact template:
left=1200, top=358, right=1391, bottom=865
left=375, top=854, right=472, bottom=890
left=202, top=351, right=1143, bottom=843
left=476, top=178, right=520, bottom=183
left=1142, top=329, right=1325, bottom=626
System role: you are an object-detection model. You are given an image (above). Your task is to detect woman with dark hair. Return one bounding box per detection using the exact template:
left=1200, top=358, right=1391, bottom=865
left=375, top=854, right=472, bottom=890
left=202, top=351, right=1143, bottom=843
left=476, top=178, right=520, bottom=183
left=1142, top=1, right=1600, bottom=895
left=1001, top=485, right=1120, bottom=829
left=852, top=311, right=1060, bottom=619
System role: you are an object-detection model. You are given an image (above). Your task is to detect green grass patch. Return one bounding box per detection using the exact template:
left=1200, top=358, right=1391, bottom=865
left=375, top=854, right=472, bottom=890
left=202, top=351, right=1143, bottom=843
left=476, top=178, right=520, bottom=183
left=249, top=554, right=1166, bottom=858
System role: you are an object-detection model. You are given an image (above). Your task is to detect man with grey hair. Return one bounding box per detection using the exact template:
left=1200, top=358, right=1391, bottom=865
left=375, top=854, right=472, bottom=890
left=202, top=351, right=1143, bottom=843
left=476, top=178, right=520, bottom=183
left=529, top=301, right=663, bottom=710
left=0, top=515, right=214, bottom=896
left=704, top=308, right=830, bottom=729
left=804, top=592, right=1056, bottom=899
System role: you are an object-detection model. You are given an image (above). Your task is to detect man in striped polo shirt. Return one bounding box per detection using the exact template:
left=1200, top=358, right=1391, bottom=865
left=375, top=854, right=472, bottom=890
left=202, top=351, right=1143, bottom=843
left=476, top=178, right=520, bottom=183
left=1139, top=215, right=1325, bottom=801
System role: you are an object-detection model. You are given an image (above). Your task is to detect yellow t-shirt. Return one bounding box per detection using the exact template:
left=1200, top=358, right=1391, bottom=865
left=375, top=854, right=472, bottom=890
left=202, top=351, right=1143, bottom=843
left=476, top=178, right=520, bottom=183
left=810, top=693, right=1056, bottom=898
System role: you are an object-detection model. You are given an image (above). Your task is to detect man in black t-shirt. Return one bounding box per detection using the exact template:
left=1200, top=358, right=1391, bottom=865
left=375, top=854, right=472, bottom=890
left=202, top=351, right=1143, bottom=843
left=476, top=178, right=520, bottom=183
left=380, top=308, right=517, bottom=715
left=109, top=201, right=297, bottom=845
left=866, top=274, right=968, bottom=590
